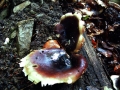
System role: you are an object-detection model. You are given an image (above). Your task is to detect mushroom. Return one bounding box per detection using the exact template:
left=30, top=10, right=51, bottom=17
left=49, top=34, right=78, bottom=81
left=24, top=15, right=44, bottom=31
left=43, top=40, right=60, bottom=49
left=55, top=12, right=85, bottom=53
left=19, top=48, right=87, bottom=86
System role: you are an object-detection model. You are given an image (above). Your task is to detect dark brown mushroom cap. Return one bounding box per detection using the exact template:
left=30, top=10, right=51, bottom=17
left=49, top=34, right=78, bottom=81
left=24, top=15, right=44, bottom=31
left=19, top=48, right=87, bottom=86
left=55, top=13, right=85, bottom=53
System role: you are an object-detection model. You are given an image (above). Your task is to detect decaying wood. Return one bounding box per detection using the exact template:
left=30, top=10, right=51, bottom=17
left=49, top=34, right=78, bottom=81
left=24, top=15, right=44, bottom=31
left=80, top=33, right=113, bottom=89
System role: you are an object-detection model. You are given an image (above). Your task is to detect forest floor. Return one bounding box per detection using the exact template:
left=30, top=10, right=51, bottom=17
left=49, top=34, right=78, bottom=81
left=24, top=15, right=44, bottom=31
left=0, top=0, right=120, bottom=90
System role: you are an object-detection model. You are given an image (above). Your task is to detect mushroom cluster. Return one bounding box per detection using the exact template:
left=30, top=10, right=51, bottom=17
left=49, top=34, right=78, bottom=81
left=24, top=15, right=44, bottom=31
left=19, top=12, right=87, bottom=86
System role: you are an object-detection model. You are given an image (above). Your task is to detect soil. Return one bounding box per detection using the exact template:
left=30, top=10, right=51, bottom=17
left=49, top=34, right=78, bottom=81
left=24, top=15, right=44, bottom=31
left=0, top=1, right=63, bottom=90
left=0, top=0, right=120, bottom=90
